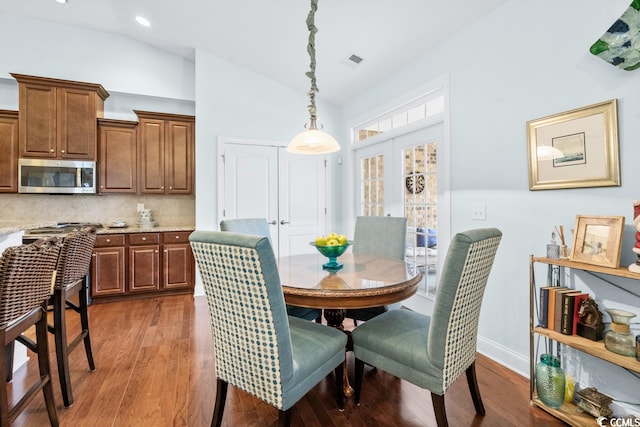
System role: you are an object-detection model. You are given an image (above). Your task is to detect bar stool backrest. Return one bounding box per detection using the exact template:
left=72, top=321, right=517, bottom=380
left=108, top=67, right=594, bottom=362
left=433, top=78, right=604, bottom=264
left=54, top=227, right=97, bottom=290
left=0, top=238, right=63, bottom=329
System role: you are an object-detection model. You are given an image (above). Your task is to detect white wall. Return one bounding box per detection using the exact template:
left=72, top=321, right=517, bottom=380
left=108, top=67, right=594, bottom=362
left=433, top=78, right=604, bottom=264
left=193, top=49, right=343, bottom=232
left=342, top=0, right=640, bottom=415
left=0, top=15, right=195, bottom=101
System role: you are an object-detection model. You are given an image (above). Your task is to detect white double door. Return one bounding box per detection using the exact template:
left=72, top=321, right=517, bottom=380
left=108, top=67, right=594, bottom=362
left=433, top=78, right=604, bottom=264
left=219, top=140, right=327, bottom=258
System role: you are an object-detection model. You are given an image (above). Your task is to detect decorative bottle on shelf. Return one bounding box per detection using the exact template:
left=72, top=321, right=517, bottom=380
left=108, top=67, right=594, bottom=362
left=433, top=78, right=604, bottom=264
left=535, top=354, right=565, bottom=408
left=604, top=309, right=637, bottom=357
left=547, top=232, right=560, bottom=260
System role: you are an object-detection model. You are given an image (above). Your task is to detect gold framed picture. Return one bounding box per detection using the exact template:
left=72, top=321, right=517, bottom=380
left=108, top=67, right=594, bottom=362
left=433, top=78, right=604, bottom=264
left=570, top=215, right=625, bottom=268
left=527, top=99, right=620, bottom=190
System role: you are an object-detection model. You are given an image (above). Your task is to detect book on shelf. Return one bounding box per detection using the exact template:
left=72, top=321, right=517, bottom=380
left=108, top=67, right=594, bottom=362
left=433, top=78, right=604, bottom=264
left=554, top=289, right=577, bottom=332
left=560, top=291, right=583, bottom=335
left=539, top=286, right=555, bottom=328
left=546, top=287, right=567, bottom=331
left=571, top=292, right=589, bottom=335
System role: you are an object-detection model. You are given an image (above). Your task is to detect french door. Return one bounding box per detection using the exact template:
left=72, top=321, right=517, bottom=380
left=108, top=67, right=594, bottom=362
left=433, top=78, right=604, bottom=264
left=218, top=140, right=327, bottom=257
left=354, top=122, right=446, bottom=309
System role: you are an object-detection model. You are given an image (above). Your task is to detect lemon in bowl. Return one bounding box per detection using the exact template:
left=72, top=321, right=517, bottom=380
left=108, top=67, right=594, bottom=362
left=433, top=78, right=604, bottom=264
left=310, top=234, right=352, bottom=271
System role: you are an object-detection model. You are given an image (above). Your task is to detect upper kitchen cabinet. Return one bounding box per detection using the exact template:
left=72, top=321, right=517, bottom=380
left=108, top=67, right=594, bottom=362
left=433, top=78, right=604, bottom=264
left=98, top=118, right=138, bottom=194
left=11, top=73, right=109, bottom=160
left=0, top=110, right=19, bottom=192
left=135, top=111, right=194, bottom=195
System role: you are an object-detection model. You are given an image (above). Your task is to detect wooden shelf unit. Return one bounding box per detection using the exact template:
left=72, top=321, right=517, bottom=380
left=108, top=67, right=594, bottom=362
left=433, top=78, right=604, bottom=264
left=529, top=256, right=640, bottom=426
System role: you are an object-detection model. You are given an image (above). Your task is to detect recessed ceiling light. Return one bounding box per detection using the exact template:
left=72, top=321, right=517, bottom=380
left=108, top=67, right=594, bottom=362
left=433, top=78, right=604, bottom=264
left=56, top=0, right=68, bottom=4
left=135, top=16, right=151, bottom=27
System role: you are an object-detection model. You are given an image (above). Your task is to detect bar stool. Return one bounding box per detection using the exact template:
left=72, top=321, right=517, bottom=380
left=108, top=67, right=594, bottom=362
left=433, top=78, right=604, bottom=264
left=48, top=227, right=97, bottom=407
left=0, top=237, right=62, bottom=427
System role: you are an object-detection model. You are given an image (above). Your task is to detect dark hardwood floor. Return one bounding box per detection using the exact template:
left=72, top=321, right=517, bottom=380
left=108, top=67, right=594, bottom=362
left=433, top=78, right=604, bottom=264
left=7, top=294, right=566, bottom=426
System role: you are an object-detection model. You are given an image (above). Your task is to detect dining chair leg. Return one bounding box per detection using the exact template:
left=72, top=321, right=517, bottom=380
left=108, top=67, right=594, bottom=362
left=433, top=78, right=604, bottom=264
left=3, top=342, right=13, bottom=382
left=211, top=378, right=228, bottom=427
left=431, top=392, right=448, bottom=427
left=353, top=358, right=364, bottom=405
left=79, top=277, right=95, bottom=370
left=278, top=408, right=292, bottom=427
left=465, top=361, right=486, bottom=416
left=36, top=308, right=59, bottom=427
left=335, top=362, right=345, bottom=411
left=53, top=287, right=74, bottom=407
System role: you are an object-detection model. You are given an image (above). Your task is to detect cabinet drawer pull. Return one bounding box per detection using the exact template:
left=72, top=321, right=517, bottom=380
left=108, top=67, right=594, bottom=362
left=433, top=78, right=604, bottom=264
left=106, top=239, right=111, bottom=243
left=175, top=236, right=180, bottom=239
left=61, top=149, right=65, bottom=154
left=50, top=148, right=55, bottom=153
left=142, top=237, right=146, bottom=241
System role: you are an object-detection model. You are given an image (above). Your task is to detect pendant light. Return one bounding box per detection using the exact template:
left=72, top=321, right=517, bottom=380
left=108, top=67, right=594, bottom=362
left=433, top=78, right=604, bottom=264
left=287, top=0, right=340, bottom=154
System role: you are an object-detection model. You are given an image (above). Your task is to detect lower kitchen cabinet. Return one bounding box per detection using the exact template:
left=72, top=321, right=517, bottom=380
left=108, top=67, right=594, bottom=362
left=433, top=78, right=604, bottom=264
left=91, top=230, right=194, bottom=301
left=128, top=233, right=160, bottom=293
left=91, top=234, right=126, bottom=297
left=162, top=232, right=194, bottom=290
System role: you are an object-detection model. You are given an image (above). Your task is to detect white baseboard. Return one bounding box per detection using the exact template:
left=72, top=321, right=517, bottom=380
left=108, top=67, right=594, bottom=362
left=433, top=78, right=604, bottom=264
left=476, top=334, right=530, bottom=379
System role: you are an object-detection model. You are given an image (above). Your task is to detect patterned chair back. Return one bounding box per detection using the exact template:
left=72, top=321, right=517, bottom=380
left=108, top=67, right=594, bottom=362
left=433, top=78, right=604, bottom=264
left=427, top=228, right=502, bottom=392
left=353, top=216, right=407, bottom=259
left=189, top=230, right=292, bottom=409
left=0, top=238, right=63, bottom=329
left=54, top=227, right=97, bottom=290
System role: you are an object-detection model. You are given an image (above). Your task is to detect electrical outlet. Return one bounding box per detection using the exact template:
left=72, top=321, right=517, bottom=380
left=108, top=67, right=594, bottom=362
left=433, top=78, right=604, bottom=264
left=472, top=203, right=486, bottom=221
left=137, top=203, right=144, bottom=212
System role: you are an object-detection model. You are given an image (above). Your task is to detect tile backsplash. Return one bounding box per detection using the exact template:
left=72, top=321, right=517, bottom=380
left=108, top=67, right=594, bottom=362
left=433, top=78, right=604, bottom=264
left=0, top=194, right=194, bottom=227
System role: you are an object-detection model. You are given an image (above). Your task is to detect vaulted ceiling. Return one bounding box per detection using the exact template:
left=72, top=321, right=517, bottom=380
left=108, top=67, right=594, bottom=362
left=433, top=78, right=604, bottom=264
left=0, top=0, right=508, bottom=105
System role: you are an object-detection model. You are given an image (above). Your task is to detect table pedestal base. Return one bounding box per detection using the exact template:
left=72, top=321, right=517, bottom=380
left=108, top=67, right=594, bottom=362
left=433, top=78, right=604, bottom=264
left=323, top=308, right=354, bottom=398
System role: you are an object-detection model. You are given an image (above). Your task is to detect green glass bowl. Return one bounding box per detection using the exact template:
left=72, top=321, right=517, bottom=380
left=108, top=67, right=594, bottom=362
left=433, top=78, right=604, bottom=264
left=310, top=241, right=353, bottom=271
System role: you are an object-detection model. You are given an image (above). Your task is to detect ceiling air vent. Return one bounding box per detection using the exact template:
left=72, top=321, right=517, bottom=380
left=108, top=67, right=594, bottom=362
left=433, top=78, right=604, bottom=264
left=348, top=54, right=363, bottom=64
left=341, top=53, right=364, bottom=69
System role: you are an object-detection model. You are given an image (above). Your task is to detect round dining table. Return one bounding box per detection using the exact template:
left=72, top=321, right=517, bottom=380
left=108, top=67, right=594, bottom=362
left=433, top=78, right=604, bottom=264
left=278, top=251, right=424, bottom=397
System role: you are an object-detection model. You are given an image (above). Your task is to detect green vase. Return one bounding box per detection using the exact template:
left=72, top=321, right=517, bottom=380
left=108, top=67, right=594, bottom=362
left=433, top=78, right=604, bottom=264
left=535, top=354, right=565, bottom=408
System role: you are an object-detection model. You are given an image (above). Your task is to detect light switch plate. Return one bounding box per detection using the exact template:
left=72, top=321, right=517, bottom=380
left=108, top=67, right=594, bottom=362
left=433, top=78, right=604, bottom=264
left=472, top=203, right=486, bottom=220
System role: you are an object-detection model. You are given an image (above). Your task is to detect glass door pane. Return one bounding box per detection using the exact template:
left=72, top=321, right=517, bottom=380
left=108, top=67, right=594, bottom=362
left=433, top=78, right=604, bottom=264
left=355, top=143, right=393, bottom=217
left=402, top=141, right=437, bottom=296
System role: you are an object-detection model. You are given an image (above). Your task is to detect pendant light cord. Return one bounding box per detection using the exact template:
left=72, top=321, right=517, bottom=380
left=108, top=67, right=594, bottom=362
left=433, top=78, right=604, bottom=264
left=306, top=0, right=319, bottom=121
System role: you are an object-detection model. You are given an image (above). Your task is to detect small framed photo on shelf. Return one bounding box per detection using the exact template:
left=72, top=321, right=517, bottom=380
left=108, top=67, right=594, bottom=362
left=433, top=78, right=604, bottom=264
left=526, top=99, right=620, bottom=191
left=570, top=215, right=625, bottom=268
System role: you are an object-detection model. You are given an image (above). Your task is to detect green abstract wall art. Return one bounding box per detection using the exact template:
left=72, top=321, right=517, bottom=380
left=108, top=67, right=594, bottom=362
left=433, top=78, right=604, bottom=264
left=590, top=0, right=640, bottom=71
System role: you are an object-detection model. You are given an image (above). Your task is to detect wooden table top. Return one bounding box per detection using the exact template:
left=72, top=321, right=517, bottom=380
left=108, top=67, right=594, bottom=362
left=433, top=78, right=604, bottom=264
left=278, top=252, right=423, bottom=309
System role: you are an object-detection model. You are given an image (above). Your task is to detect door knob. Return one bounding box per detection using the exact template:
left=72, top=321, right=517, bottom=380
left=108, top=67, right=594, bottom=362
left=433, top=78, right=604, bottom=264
left=269, top=220, right=277, bottom=225
left=280, top=220, right=290, bottom=225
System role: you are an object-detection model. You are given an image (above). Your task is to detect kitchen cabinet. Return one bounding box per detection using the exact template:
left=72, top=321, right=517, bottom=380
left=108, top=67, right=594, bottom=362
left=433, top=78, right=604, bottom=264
left=128, top=233, right=160, bottom=293
left=98, top=119, right=137, bottom=193
left=135, top=111, right=194, bottom=195
left=11, top=73, right=109, bottom=160
left=91, top=234, right=126, bottom=297
left=162, top=231, right=194, bottom=290
left=91, top=230, right=194, bottom=302
left=529, top=256, right=640, bottom=426
left=0, top=110, right=18, bottom=192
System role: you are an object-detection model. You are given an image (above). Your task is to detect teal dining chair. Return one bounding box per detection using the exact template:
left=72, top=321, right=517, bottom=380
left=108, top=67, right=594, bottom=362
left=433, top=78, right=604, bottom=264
left=352, top=228, right=502, bottom=427
left=189, top=230, right=347, bottom=427
left=345, top=216, right=407, bottom=324
left=220, top=218, right=323, bottom=323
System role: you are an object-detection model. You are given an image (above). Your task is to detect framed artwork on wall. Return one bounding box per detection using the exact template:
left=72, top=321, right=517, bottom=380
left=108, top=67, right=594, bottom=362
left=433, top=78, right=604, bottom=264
left=570, top=215, right=625, bottom=268
left=526, top=99, right=620, bottom=190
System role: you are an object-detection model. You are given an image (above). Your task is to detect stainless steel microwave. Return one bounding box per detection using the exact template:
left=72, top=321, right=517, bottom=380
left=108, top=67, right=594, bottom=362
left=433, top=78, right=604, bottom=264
left=18, top=158, right=96, bottom=194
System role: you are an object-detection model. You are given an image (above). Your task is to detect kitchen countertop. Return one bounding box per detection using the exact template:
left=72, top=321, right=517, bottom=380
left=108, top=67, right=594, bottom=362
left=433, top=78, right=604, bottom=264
left=0, top=222, right=194, bottom=236
left=0, top=221, right=57, bottom=235
left=97, top=225, right=195, bottom=234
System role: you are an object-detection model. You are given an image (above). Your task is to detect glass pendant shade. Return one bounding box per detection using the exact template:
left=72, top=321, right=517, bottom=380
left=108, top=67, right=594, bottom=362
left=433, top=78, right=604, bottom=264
left=288, top=120, right=340, bottom=154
